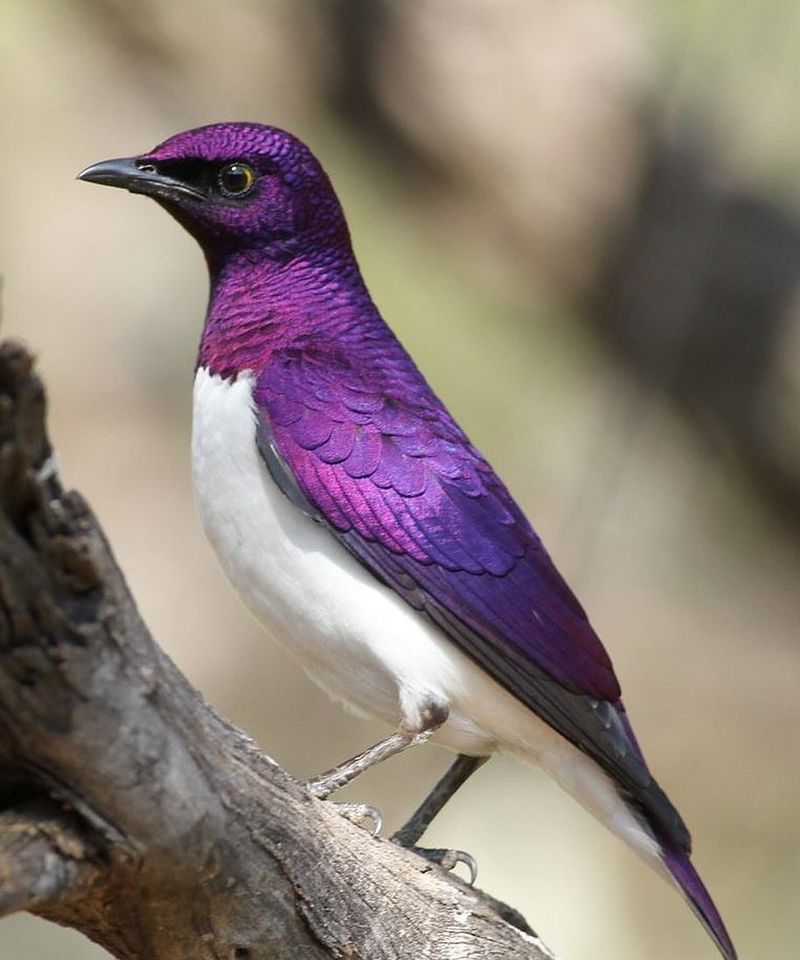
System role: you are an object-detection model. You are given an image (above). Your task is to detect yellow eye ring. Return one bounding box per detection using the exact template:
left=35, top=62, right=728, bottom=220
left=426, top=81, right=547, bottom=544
left=218, top=162, right=256, bottom=198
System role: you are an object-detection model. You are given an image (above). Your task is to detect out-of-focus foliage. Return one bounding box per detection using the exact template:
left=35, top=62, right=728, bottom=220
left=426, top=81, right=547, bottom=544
left=0, top=2, right=797, bottom=959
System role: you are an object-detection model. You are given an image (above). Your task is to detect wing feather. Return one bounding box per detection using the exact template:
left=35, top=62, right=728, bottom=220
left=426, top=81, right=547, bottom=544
left=254, top=345, right=689, bottom=849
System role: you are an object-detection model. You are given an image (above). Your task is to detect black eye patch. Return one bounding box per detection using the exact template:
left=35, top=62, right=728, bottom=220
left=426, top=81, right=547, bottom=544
left=152, top=159, right=215, bottom=193
left=142, top=156, right=286, bottom=203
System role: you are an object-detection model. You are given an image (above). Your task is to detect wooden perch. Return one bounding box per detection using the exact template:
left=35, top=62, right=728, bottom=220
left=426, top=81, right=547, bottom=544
left=0, top=340, right=554, bottom=960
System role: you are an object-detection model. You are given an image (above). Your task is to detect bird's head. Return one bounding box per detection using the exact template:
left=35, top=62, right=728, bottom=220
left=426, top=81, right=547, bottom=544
left=78, top=123, right=349, bottom=261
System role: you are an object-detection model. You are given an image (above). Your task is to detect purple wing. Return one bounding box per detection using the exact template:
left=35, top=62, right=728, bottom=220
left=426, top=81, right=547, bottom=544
left=255, top=343, right=689, bottom=849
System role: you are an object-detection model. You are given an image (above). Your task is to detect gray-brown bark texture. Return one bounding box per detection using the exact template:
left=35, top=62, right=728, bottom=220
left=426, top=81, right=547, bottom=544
left=0, top=340, right=554, bottom=960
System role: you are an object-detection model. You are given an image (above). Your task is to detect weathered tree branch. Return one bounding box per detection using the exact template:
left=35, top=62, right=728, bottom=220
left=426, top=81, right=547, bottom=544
left=0, top=340, right=554, bottom=959
left=0, top=801, right=101, bottom=917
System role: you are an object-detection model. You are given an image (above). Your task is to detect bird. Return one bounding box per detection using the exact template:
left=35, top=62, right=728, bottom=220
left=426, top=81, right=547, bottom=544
left=78, top=122, right=736, bottom=959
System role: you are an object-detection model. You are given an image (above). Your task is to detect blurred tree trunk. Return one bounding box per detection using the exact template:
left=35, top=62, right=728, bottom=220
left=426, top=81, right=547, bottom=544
left=0, top=340, right=553, bottom=960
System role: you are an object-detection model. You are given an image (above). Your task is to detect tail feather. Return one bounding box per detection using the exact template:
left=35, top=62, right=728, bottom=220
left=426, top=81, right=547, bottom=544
left=659, top=835, right=737, bottom=960
left=615, top=703, right=736, bottom=958
left=525, top=705, right=736, bottom=959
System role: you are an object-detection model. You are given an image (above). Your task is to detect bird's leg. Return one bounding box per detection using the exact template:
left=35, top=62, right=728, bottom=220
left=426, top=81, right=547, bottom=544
left=305, top=731, right=426, bottom=799
left=392, top=753, right=489, bottom=886
left=392, top=753, right=488, bottom=847
left=304, top=702, right=449, bottom=800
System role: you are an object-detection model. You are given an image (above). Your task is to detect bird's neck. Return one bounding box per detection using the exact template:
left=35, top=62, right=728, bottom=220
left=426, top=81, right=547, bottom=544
left=197, top=245, right=378, bottom=379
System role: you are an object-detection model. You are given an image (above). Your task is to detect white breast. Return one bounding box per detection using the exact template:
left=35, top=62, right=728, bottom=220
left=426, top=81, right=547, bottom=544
left=190, top=367, right=661, bottom=873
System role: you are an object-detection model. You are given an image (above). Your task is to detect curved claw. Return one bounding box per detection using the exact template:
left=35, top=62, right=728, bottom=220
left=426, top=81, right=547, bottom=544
left=331, top=801, right=383, bottom=837
left=436, top=848, right=478, bottom=886
left=397, top=844, right=479, bottom=886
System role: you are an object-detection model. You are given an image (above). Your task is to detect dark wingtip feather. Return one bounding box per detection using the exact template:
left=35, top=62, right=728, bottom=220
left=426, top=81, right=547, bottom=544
left=661, top=839, right=737, bottom=960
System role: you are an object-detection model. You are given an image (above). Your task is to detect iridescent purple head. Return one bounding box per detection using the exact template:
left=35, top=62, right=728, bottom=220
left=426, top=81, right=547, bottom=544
left=78, top=122, right=349, bottom=259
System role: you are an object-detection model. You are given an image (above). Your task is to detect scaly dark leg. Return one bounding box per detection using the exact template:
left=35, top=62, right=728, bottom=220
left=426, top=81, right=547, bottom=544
left=392, top=753, right=489, bottom=885
left=392, top=753, right=488, bottom=847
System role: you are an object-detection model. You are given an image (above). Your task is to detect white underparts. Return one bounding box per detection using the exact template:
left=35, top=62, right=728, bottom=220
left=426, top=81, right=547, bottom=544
left=191, top=366, right=667, bottom=874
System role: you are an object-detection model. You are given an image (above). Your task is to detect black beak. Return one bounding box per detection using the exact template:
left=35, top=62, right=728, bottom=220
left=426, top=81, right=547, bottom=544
left=77, top=156, right=205, bottom=202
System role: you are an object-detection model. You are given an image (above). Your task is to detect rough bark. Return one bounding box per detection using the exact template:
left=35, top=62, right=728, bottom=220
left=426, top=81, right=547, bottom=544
left=0, top=340, right=554, bottom=960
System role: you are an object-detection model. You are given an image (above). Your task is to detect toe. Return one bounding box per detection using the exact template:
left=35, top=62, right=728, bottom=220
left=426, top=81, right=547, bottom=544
left=331, top=801, right=383, bottom=837
left=398, top=844, right=479, bottom=885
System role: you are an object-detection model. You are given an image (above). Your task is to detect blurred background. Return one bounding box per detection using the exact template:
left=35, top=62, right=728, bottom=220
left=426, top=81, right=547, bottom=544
left=1, top=1, right=798, bottom=957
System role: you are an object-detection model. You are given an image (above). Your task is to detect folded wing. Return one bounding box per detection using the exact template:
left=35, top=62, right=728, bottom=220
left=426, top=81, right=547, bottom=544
left=255, top=343, right=689, bottom=850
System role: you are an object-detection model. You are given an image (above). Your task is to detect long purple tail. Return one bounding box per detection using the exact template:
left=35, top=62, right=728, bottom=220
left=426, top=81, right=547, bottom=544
left=615, top=704, right=736, bottom=958
left=659, top=834, right=737, bottom=960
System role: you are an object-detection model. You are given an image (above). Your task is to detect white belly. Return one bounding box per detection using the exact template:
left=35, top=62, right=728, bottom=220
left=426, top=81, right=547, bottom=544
left=190, top=367, right=661, bottom=870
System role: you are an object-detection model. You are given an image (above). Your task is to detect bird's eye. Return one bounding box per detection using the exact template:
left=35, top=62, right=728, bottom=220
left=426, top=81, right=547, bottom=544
left=217, top=162, right=256, bottom=198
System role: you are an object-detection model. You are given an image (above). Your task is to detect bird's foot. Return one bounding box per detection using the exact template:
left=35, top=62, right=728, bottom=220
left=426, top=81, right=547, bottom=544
left=396, top=842, right=478, bottom=886
left=330, top=801, right=383, bottom=837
